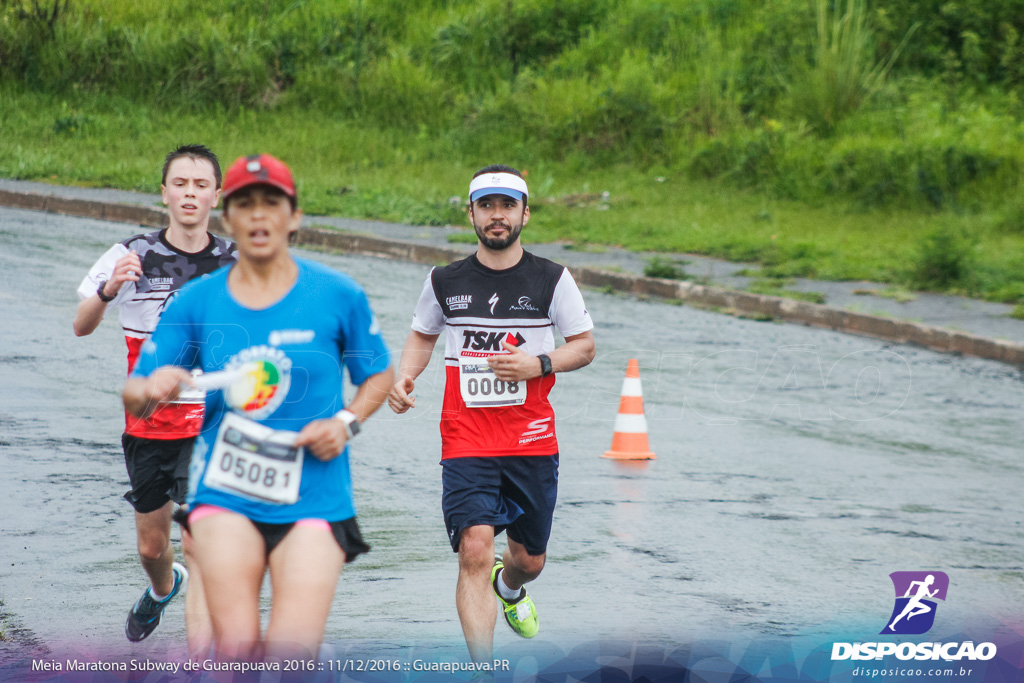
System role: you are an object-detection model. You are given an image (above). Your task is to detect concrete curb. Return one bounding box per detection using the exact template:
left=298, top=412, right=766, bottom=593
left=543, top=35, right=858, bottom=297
left=7, top=187, right=1024, bottom=367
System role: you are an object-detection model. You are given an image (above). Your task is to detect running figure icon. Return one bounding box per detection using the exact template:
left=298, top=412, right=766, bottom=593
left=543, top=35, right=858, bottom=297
left=881, top=571, right=949, bottom=635
left=888, top=574, right=938, bottom=631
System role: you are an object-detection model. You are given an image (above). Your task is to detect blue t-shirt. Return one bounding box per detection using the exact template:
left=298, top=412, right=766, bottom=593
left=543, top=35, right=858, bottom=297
left=132, top=257, right=391, bottom=523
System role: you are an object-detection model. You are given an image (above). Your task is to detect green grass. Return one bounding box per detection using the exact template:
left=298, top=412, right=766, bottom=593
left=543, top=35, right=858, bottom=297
left=2, top=86, right=1023, bottom=302
left=1, top=0, right=1023, bottom=304
left=643, top=257, right=691, bottom=280
left=877, top=287, right=918, bottom=303
left=746, top=278, right=827, bottom=304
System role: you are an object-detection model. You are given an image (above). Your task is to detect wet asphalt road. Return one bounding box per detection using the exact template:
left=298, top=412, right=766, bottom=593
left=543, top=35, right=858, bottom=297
left=1, top=206, right=1023, bottom=670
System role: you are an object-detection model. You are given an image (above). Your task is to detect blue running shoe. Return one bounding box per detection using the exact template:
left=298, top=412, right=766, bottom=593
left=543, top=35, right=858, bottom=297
left=125, top=562, right=188, bottom=642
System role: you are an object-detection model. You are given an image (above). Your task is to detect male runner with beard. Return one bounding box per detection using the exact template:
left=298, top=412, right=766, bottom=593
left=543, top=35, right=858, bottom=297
left=388, top=165, right=596, bottom=664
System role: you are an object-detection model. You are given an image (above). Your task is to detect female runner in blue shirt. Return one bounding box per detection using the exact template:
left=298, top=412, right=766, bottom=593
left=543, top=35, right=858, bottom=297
left=123, top=154, right=394, bottom=660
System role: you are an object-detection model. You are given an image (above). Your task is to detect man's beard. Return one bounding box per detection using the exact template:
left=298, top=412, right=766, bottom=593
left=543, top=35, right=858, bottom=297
left=475, top=221, right=522, bottom=250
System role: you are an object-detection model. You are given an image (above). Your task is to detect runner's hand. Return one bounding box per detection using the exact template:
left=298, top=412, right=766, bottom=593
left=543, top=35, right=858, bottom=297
left=102, top=250, right=142, bottom=298
left=145, top=366, right=191, bottom=404
left=296, top=419, right=348, bottom=461
left=488, top=340, right=542, bottom=381
left=388, top=376, right=417, bottom=414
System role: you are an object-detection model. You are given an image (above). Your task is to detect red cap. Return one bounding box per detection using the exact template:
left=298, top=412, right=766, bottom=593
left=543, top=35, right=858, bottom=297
left=222, top=154, right=296, bottom=199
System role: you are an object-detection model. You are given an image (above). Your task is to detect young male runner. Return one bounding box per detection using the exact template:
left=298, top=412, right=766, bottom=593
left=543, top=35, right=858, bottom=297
left=74, top=144, right=235, bottom=652
left=387, top=165, right=596, bottom=663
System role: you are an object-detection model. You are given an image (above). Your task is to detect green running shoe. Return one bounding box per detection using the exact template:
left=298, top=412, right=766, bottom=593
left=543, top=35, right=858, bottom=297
left=491, top=559, right=539, bottom=639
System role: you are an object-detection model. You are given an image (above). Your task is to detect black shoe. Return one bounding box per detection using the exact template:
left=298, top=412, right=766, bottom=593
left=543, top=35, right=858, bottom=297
left=125, top=562, right=188, bottom=642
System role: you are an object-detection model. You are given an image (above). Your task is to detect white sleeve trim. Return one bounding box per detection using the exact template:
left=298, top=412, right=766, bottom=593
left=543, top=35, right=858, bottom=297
left=410, top=269, right=445, bottom=335
left=549, top=268, right=593, bottom=337
left=76, top=243, right=134, bottom=310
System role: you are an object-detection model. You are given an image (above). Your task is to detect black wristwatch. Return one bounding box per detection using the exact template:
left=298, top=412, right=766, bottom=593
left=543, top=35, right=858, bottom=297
left=538, top=354, right=553, bottom=377
left=96, top=280, right=115, bottom=303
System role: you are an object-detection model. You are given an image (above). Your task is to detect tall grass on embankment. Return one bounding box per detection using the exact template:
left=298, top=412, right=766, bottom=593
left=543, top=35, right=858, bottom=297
left=1, top=0, right=1023, bottom=302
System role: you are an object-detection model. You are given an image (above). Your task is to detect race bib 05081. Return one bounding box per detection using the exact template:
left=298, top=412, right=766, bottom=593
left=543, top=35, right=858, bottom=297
left=204, top=412, right=303, bottom=504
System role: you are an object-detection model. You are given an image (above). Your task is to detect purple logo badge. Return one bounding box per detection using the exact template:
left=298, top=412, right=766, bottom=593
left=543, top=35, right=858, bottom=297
left=881, top=571, right=949, bottom=635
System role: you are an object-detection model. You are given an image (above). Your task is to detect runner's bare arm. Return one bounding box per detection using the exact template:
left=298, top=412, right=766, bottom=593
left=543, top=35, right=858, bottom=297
left=296, top=365, right=395, bottom=461
left=73, top=251, right=142, bottom=336
left=387, top=330, right=440, bottom=413
left=73, top=295, right=111, bottom=337
left=489, top=330, right=596, bottom=382
left=347, top=364, right=396, bottom=422
left=122, top=366, right=192, bottom=418
left=550, top=330, right=596, bottom=372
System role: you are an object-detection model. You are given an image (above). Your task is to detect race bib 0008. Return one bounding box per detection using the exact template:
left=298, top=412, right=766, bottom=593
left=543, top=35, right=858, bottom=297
left=459, top=352, right=526, bottom=408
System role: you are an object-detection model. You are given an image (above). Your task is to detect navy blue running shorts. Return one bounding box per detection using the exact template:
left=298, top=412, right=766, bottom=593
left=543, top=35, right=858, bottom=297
left=441, top=454, right=559, bottom=556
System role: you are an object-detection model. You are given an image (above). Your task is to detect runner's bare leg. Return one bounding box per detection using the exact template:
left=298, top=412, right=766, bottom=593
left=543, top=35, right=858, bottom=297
left=190, top=511, right=265, bottom=659
left=135, top=502, right=175, bottom=596
left=456, top=525, right=498, bottom=664
left=181, top=528, right=212, bottom=659
left=265, top=525, right=345, bottom=658
left=500, top=538, right=545, bottom=592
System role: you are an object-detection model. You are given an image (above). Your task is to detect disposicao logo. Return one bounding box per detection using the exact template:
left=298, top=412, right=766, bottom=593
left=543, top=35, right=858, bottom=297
left=831, top=572, right=997, bottom=662
left=882, top=571, right=948, bottom=635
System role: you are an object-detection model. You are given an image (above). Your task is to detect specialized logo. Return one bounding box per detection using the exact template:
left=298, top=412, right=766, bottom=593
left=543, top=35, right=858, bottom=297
left=489, top=293, right=499, bottom=315
left=462, top=330, right=526, bottom=352
left=509, top=295, right=540, bottom=312
left=224, top=345, right=292, bottom=419
left=447, top=294, right=473, bottom=311
left=882, top=571, right=948, bottom=635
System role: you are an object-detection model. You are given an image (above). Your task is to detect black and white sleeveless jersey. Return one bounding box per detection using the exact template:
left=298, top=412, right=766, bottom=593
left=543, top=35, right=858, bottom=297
left=411, top=251, right=593, bottom=458
left=77, top=229, right=236, bottom=438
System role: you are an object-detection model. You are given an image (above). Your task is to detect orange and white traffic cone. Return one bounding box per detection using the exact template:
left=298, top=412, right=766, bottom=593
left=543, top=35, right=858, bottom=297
left=603, top=358, right=656, bottom=460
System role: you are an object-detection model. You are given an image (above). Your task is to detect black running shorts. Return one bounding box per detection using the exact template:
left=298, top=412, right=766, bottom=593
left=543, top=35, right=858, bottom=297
left=122, top=433, right=193, bottom=514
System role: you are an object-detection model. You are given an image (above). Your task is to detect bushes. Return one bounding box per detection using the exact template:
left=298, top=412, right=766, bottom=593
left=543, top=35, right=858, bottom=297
left=686, top=117, right=1022, bottom=210
left=2, top=0, right=1024, bottom=215
left=906, top=226, right=977, bottom=290
left=874, top=0, right=1024, bottom=86
left=431, top=0, right=610, bottom=90
left=785, top=0, right=916, bottom=135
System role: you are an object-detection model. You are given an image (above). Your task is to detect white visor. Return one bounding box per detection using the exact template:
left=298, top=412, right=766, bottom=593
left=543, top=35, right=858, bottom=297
left=468, top=172, right=529, bottom=203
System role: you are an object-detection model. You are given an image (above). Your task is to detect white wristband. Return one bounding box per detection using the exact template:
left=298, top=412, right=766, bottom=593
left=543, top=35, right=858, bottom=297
left=334, top=409, right=360, bottom=439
